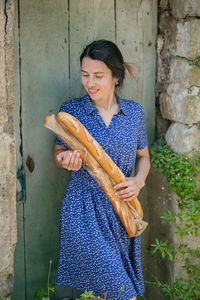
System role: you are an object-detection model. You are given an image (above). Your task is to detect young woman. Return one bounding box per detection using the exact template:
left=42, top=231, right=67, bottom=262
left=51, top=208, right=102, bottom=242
left=53, top=40, right=150, bottom=300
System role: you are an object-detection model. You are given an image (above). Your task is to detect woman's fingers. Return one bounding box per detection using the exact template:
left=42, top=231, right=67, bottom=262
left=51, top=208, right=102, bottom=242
left=71, top=151, right=81, bottom=170
left=57, top=151, right=68, bottom=162
left=114, top=177, right=140, bottom=201
left=117, top=189, right=139, bottom=201
left=116, top=189, right=138, bottom=200
left=116, top=186, right=131, bottom=195
left=58, top=150, right=82, bottom=170
left=114, top=182, right=129, bottom=191
left=117, top=190, right=133, bottom=198
left=123, top=193, right=139, bottom=201
left=63, top=152, right=72, bottom=166
left=69, top=151, right=82, bottom=170
left=76, top=158, right=82, bottom=170
left=60, top=151, right=72, bottom=168
left=68, top=150, right=76, bottom=168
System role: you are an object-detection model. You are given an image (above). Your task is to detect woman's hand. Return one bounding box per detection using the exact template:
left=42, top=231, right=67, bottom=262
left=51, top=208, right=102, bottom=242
left=114, top=177, right=145, bottom=201
left=56, top=150, right=82, bottom=171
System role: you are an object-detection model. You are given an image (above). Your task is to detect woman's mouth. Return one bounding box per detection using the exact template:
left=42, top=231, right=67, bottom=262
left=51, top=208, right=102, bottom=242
left=88, top=88, right=98, bottom=95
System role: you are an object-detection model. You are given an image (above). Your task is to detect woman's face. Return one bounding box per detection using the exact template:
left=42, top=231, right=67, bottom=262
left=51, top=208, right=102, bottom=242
left=81, top=57, right=118, bottom=103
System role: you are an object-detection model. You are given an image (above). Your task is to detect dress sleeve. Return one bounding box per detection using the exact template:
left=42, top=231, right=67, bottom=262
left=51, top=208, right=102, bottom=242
left=137, top=107, right=148, bottom=150
left=54, top=103, right=69, bottom=149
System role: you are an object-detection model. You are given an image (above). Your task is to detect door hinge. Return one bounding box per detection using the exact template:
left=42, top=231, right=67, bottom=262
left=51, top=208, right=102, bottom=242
left=16, top=167, right=26, bottom=202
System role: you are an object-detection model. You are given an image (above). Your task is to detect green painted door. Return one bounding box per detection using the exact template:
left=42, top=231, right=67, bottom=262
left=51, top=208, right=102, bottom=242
left=13, top=1, right=157, bottom=299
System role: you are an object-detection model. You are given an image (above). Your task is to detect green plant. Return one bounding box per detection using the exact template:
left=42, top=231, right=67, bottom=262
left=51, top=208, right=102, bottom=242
left=189, top=56, right=200, bottom=68
left=75, top=285, right=126, bottom=300
left=35, top=260, right=55, bottom=300
left=0, top=297, right=3, bottom=300
left=149, top=142, right=200, bottom=299
left=76, top=290, right=96, bottom=300
left=114, top=285, right=126, bottom=300
left=151, top=239, right=174, bottom=261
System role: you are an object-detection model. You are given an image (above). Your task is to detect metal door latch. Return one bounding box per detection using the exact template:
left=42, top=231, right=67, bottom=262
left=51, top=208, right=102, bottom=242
left=16, top=168, right=26, bottom=202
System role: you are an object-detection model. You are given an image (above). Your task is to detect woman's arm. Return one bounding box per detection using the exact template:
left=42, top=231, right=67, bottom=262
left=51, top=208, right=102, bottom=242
left=53, top=144, right=82, bottom=170
left=114, top=146, right=150, bottom=201
left=134, top=146, right=151, bottom=189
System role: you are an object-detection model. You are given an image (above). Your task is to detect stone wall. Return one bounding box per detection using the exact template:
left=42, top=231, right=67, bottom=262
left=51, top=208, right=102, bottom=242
left=156, top=0, right=200, bottom=153
left=150, top=0, right=200, bottom=298
left=0, top=1, right=16, bottom=299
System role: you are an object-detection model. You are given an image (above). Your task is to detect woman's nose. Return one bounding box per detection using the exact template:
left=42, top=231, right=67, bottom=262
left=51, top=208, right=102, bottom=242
left=87, top=77, right=95, bottom=87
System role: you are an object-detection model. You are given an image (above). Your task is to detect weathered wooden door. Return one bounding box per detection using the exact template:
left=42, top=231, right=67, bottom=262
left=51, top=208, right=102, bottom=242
left=13, top=1, right=157, bottom=299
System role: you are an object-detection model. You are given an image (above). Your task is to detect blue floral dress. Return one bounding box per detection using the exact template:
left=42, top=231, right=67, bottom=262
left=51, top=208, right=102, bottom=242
left=55, top=94, right=148, bottom=300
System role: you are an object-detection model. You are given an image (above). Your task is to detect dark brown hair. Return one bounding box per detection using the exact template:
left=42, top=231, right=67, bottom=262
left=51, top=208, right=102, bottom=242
left=80, top=40, right=134, bottom=88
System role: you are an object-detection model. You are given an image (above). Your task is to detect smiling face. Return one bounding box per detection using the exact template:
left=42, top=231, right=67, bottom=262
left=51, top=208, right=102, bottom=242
left=81, top=57, right=118, bottom=104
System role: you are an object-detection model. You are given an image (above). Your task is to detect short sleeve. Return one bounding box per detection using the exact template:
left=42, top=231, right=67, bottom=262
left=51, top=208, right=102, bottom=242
left=54, top=103, right=69, bottom=149
left=137, top=107, right=148, bottom=150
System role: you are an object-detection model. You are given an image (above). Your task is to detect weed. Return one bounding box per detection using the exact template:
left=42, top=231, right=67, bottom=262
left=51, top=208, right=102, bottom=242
left=75, top=285, right=126, bottom=300
left=189, top=56, right=200, bottom=68
left=35, top=260, right=55, bottom=300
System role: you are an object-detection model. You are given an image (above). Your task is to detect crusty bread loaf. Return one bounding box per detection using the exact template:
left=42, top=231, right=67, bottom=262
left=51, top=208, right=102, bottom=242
left=57, top=112, right=143, bottom=218
left=57, top=112, right=126, bottom=184
left=45, top=114, right=148, bottom=237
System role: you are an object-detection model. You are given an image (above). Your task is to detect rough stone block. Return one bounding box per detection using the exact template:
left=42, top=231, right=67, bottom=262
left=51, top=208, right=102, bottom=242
left=0, top=1, right=6, bottom=105
left=0, top=275, right=13, bottom=297
left=0, top=133, right=16, bottom=277
left=165, top=122, right=200, bottom=153
left=160, top=86, right=200, bottom=124
left=159, top=0, right=169, bottom=10
left=169, top=57, right=200, bottom=87
left=0, top=0, right=15, bottom=135
left=169, top=0, right=200, bottom=18
left=159, top=57, right=200, bottom=124
left=0, top=176, right=15, bottom=275
left=173, top=19, right=200, bottom=60
left=0, top=134, right=14, bottom=173
left=0, top=107, right=8, bottom=131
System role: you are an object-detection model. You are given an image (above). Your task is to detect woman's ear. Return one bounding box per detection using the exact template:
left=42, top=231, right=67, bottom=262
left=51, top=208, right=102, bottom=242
left=114, top=77, right=119, bottom=86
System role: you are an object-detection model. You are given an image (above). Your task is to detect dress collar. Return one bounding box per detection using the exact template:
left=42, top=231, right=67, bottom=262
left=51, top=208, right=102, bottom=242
left=82, top=93, right=128, bottom=116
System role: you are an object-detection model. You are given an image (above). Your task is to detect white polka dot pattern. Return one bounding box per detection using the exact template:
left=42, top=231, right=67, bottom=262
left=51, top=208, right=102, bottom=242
left=55, top=94, right=148, bottom=299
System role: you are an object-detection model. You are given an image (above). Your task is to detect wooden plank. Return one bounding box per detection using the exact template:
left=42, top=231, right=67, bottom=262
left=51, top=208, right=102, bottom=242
left=18, top=1, right=71, bottom=299
left=116, top=0, right=156, bottom=144
left=116, top=0, right=144, bottom=102
left=69, top=0, right=116, bottom=98
left=69, top=1, right=116, bottom=296
left=141, top=0, right=157, bottom=145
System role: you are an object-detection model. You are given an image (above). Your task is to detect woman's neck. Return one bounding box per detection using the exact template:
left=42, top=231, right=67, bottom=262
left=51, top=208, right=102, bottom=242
left=91, top=94, right=118, bottom=112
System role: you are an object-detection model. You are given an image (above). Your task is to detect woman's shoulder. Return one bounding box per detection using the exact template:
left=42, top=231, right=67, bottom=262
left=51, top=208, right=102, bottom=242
left=58, top=96, right=84, bottom=113
left=119, top=97, right=145, bottom=115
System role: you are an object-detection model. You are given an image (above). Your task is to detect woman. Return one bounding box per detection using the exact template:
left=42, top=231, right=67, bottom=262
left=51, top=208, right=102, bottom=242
left=53, top=40, right=150, bottom=300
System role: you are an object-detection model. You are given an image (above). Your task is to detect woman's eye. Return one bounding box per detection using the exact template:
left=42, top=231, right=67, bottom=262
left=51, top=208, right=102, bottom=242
left=82, top=74, right=89, bottom=77
left=96, top=76, right=103, bottom=79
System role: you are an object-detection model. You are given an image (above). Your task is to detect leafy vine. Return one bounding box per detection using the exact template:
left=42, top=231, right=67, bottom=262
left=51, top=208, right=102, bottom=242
left=149, top=143, right=200, bottom=299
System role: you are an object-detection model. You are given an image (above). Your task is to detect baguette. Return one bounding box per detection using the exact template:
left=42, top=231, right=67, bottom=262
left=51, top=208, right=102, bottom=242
left=57, top=112, right=143, bottom=218
left=44, top=114, right=148, bottom=237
